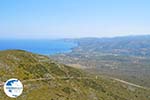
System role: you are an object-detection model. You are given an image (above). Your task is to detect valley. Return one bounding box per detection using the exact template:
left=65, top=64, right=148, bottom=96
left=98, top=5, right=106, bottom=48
left=0, top=50, right=150, bottom=100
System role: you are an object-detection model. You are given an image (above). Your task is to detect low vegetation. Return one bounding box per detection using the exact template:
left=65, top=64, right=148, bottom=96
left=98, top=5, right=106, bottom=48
left=0, top=50, right=150, bottom=100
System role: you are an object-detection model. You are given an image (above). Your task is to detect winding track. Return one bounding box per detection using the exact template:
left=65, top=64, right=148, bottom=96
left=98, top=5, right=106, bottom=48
left=0, top=76, right=149, bottom=90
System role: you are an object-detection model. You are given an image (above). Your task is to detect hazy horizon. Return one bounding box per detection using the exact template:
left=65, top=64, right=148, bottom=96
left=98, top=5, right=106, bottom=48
left=0, top=0, right=150, bottom=39
left=0, top=34, right=149, bottom=40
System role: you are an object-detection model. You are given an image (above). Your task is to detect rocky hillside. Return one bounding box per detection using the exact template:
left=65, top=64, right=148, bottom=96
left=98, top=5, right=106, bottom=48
left=0, top=50, right=150, bottom=100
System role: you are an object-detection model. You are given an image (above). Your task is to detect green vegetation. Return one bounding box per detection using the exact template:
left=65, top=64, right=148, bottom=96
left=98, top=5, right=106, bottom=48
left=0, top=50, right=150, bottom=100
left=52, top=36, right=150, bottom=88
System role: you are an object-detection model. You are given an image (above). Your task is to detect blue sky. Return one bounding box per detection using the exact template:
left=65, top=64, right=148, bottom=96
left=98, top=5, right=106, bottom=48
left=0, top=0, right=150, bottom=39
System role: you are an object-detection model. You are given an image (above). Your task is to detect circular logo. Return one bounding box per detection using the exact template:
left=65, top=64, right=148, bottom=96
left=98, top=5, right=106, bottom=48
left=4, top=78, right=23, bottom=98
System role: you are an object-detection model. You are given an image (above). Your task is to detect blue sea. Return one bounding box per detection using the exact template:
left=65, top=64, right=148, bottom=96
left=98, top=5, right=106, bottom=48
left=0, top=40, right=77, bottom=55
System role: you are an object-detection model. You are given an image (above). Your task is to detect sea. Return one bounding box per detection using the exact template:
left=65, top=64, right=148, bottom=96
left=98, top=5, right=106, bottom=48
left=0, top=39, right=77, bottom=55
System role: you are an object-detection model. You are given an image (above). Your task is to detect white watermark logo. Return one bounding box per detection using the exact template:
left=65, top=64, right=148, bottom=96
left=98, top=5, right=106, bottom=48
left=4, top=78, right=23, bottom=98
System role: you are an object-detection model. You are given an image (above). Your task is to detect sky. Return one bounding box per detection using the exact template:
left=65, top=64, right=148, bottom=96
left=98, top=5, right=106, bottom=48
left=0, top=0, right=150, bottom=39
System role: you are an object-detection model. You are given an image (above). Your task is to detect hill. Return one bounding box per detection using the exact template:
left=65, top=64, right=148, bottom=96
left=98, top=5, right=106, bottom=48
left=73, top=35, right=150, bottom=57
left=52, top=35, right=150, bottom=88
left=0, top=50, right=150, bottom=100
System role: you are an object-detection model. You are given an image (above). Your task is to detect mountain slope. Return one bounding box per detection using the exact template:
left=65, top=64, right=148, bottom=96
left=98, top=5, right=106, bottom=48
left=73, top=35, right=150, bottom=56
left=52, top=35, right=150, bottom=87
left=0, top=50, right=150, bottom=100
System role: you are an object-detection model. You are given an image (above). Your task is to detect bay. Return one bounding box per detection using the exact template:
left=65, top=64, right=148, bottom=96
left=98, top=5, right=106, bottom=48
left=0, top=40, right=77, bottom=55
